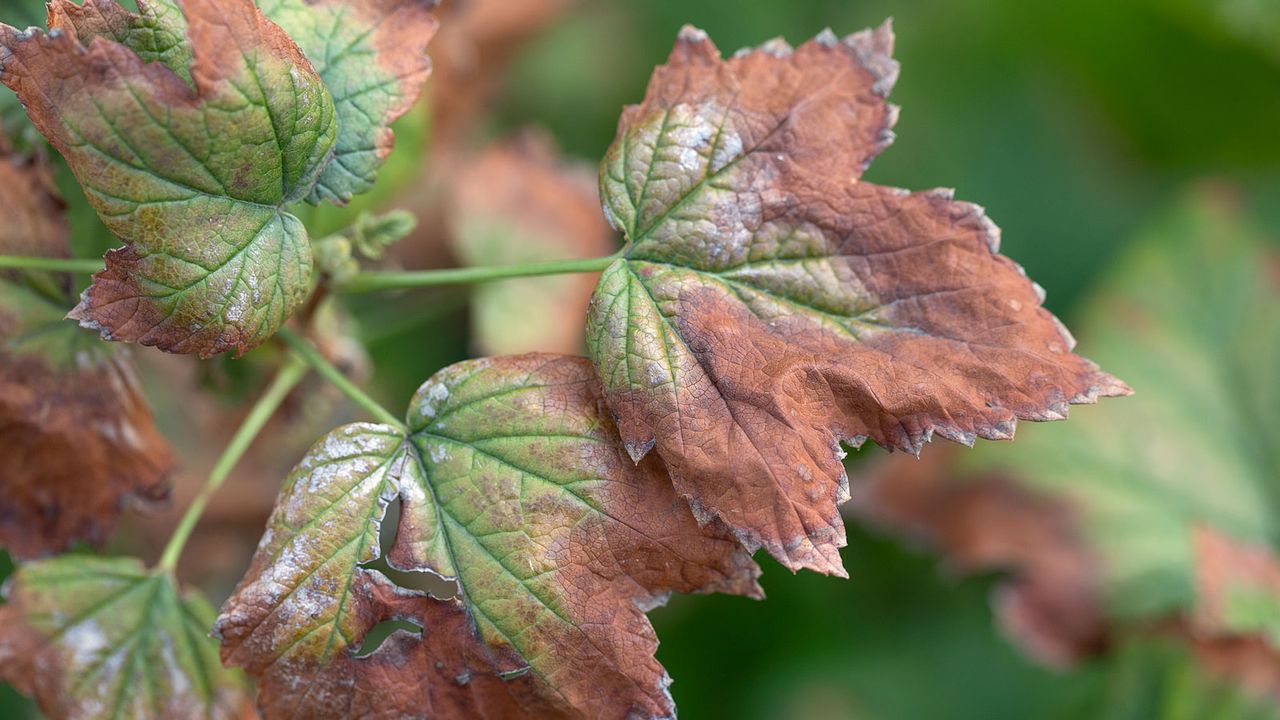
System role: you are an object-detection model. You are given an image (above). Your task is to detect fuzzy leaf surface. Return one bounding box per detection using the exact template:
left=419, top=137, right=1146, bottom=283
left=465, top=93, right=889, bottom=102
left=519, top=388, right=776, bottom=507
left=0, top=556, right=248, bottom=719
left=257, top=0, right=438, bottom=204
left=0, top=0, right=336, bottom=356
left=587, top=22, right=1128, bottom=575
left=217, top=354, right=760, bottom=719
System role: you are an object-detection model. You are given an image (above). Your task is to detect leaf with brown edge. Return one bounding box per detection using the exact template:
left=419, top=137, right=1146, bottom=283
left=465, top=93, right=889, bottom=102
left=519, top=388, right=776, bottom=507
left=0, top=555, right=251, bottom=719
left=216, top=354, right=761, bottom=719
left=47, top=0, right=193, bottom=83
left=0, top=279, right=175, bottom=559
left=586, top=21, right=1129, bottom=577
left=451, top=130, right=618, bottom=356
left=858, top=190, right=1280, bottom=696
left=1, top=0, right=336, bottom=357
left=256, top=0, right=439, bottom=204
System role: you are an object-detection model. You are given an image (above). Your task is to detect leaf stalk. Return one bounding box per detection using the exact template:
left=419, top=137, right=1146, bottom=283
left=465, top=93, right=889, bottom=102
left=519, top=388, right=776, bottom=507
left=276, top=327, right=407, bottom=432
left=336, top=251, right=623, bottom=294
left=157, top=356, right=309, bottom=573
left=0, top=255, right=103, bottom=274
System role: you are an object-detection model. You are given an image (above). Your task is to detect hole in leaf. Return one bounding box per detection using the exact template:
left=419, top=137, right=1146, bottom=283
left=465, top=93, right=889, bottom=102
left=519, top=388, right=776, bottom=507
left=363, top=495, right=460, bottom=599
left=354, top=618, right=422, bottom=658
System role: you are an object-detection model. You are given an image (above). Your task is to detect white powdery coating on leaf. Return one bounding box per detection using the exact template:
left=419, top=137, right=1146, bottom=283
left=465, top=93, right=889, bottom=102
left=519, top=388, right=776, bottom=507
left=417, top=382, right=450, bottom=419
left=62, top=619, right=109, bottom=668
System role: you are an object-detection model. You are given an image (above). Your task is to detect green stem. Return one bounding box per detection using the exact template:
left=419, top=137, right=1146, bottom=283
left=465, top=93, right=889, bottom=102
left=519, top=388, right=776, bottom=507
left=276, top=327, right=407, bottom=432
left=0, top=255, right=103, bottom=274
left=157, top=356, right=308, bottom=573
left=337, top=252, right=622, bottom=294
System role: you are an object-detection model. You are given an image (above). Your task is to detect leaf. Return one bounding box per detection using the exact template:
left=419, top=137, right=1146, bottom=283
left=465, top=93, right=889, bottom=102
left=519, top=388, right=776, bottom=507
left=217, top=354, right=761, bottom=719
left=586, top=22, right=1129, bottom=576
left=859, top=190, right=1280, bottom=684
left=257, top=0, right=439, bottom=204
left=0, top=0, right=337, bottom=357
left=451, top=131, right=617, bottom=355
left=0, top=555, right=249, bottom=719
left=48, top=0, right=193, bottom=83
left=0, top=280, right=175, bottom=559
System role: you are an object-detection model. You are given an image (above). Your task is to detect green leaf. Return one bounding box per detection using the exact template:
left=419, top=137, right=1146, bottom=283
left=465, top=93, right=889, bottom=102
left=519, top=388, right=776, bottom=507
left=217, top=354, right=760, bottom=719
left=0, top=555, right=247, bottom=719
left=257, top=0, right=438, bottom=204
left=587, top=24, right=1127, bottom=576
left=0, top=0, right=337, bottom=357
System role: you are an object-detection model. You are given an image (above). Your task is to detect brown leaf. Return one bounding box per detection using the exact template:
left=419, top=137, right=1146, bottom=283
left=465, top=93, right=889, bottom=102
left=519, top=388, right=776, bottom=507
left=0, top=288, right=175, bottom=558
left=217, top=354, right=761, bottom=719
left=0, top=121, right=173, bottom=558
left=1187, top=632, right=1280, bottom=703
left=451, top=130, right=616, bottom=355
left=587, top=23, right=1129, bottom=576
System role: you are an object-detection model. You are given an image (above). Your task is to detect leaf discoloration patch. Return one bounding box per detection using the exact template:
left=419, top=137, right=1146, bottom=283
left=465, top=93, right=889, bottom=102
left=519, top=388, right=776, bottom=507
left=588, top=23, right=1129, bottom=575
left=257, top=0, right=439, bottom=204
left=0, top=556, right=248, bottom=719
left=217, top=355, right=760, bottom=719
left=1, top=0, right=336, bottom=357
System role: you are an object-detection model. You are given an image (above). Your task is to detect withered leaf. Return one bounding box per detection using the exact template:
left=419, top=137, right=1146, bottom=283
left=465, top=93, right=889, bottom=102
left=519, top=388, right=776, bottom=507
left=861, top=191, right=1280, bottom=680
left=451, top=131, right=617, bottom=355
left=217, top=354, right=760, bottom=719
left=1, top=0, right=337, bottom=357
left=0, top=555, right=249, bottom=719
left=0, top=279, right=174, bottom=559
left=256, top=0, right=439, bottom=204
left=586, top=22, right=1128, bottom=576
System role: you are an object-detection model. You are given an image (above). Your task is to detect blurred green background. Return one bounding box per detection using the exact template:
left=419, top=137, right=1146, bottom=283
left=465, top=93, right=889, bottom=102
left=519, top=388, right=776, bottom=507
left=2, top=0, right=1278, bottom=717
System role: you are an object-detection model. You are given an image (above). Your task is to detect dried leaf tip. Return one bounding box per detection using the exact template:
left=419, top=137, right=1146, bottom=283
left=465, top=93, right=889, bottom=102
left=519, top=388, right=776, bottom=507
left=846, top=19, right=898, bottom=97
